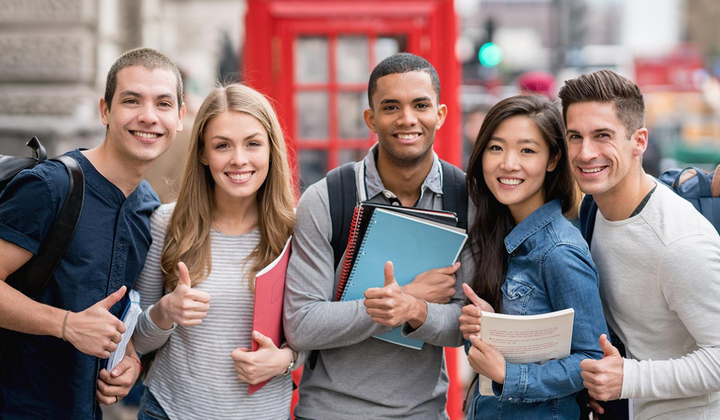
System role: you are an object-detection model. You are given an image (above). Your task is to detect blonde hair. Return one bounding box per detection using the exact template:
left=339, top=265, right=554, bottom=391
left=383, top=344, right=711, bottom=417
left=161, top=83, right=296, bottom=292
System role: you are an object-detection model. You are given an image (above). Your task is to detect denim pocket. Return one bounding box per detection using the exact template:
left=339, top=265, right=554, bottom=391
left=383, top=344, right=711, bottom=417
left=138, top=389, right=171, bottom=420
left=501, top=277, right=535, bottom=315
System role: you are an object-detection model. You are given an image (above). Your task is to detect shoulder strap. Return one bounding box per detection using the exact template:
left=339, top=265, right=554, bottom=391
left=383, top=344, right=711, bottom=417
left=309, top=162, right=357, bottom=371
left=579, top=194, right=597, bottom=248
left=15, top=155, right=85, bottom=299
left=328, top=162, right=357, bottom=272
left=440, top=160, right=469, bottom=231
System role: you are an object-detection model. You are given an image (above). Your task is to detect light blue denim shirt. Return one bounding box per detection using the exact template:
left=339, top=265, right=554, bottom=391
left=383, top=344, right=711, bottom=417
left=467, top=199, right=608, bottom=420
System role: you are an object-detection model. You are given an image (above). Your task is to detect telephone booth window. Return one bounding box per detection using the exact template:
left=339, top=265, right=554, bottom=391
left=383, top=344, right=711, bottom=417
left=293, top=34, right=409, bottom=190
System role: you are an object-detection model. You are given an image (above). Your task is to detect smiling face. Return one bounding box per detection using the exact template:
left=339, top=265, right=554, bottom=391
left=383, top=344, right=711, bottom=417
left=482, top=115, right=558, bottom=223
left=363, top=71, right=447, bottom=167
left=566, top=101, right=647, bottom=201
left=100, top=66, right=184, bottom=165
left=201, top=111, right=270, bottom=206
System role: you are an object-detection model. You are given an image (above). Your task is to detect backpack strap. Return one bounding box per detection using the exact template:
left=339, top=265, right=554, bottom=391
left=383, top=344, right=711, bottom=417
left=328, top=162, right=357, bottom=272
left=579, top=194, right=598, bottom=248
left=14, top=155, right=85, bottom=299
left=308, top=162, right=357, bottom=370
left=440, top=160, right=468, bottom=231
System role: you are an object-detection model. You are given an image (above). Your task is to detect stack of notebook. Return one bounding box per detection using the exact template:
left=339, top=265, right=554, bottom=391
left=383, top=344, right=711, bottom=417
left=335, top=203, right=468, bottom=349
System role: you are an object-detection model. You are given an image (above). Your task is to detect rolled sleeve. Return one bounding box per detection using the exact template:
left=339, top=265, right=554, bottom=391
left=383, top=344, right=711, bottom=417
left=0, top=170, right=60, bottom=254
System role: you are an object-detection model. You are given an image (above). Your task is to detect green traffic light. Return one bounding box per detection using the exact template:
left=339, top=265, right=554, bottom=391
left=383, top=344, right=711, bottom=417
left=479, top=42, right=503, bottom=67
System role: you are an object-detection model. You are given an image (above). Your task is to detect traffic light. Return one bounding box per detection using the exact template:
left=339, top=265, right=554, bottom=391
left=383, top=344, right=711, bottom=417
left=478, top=18, right=502, bottom=68
left=479, top=42, right=503, bottom=68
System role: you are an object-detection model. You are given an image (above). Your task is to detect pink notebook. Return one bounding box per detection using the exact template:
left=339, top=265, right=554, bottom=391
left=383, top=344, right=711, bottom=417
left=248, top=237, right=292, bottom=394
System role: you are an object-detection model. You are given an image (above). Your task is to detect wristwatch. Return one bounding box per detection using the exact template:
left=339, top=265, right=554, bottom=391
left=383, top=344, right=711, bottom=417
left=283, top=346, right=296, bottom=375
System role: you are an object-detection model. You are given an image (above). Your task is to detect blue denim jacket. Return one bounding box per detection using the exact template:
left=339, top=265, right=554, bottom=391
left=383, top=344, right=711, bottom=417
left=467, top=199, right=608, bottom=420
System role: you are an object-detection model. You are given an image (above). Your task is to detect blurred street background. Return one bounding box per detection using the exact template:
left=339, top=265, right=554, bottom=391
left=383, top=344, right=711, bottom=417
left=1, top=0, right=719, bottom=419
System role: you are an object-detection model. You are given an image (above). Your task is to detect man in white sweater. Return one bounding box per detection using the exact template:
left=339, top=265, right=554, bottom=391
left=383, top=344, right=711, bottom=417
left=558, top=69, right=720, bottom=420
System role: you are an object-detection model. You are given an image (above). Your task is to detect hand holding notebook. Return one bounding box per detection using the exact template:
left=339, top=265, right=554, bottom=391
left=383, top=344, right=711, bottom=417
left=338, top=206, right=468, bottom=349
left=364, top=261, right=430, bottom=329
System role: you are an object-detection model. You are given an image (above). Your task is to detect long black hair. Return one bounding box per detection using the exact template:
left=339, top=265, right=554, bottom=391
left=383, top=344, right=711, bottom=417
left=466, top=95, right=576, bottom=312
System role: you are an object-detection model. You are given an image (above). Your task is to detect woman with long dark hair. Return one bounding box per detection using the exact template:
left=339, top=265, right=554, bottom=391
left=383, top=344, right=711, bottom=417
left=460, top=95, right=607, bottom=419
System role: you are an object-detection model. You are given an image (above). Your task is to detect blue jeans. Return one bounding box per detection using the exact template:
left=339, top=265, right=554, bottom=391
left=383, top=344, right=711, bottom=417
left=137, top=388, right=170, bottom=420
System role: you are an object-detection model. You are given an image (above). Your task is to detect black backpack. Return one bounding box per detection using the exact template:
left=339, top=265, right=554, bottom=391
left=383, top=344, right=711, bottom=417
left=0, top=137, right=85, bottom=299
left=0, top=137, right=85, bottom=360
left=305, top=160, right=468, bottom=369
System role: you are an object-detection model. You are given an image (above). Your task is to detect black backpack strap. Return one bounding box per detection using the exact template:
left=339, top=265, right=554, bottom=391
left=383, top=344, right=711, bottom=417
left=328, top=162, right=358, bottom=272
left=15, top=155, right=85, bottom=299
left=579, top=194, right=597, bottom=247
left=440, top=160, right=468, bottom=230
left=308, top=162, right=357, bottom=371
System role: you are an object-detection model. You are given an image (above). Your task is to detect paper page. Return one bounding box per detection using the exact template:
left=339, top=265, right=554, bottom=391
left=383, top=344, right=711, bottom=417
left=477, top=308, right=574, bottom=396
left=106, top=289, right=142, bottom=371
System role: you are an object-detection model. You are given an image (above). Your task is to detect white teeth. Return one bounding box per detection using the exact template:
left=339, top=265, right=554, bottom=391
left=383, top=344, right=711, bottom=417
left=581, top=167, right=604, bottom=173
left=228, top=173, right=252, bottom=181
left=132, top=131, right=159, bottom=139
left=397, top=134, right=418, bottom=140
left=499, top=178, right=523, bottom=186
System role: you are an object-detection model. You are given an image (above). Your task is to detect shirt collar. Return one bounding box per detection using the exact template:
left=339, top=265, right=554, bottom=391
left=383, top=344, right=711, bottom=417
left=363, top=143, right=444, bottom=200
left=504, top=199, right=563, bottom=253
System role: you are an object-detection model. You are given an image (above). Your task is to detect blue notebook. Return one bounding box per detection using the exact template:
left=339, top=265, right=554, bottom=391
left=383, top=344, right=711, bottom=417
left=339, top=208, right=467, bottom=349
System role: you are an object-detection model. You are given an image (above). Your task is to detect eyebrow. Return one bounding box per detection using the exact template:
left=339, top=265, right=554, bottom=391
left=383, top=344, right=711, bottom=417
left=518, top=138, right=541, bottom=146
left=378, top=96, right=433, bottom=105
left=489, top=136, right=541, bottom=146
left=566, top=128, right=616, bottom=136
left=118, top=90, right=177, bottom=103
left=210, top=132, right=264, bottom=142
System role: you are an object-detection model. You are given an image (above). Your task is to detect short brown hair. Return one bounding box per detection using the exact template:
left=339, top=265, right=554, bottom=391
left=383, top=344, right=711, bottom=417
left=558, top=70, right=644, bottom=134
left=104, top=47, right=183, bottom=112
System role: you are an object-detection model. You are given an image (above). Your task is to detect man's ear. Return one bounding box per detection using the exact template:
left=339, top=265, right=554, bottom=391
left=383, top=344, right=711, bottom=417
left=363, top=108, right=377, bottom=133
left=547, top=149, right=561, bottom=172
left=633, top=128, right=649, bottom=157
left=99, top=98, right=109, bottom=126
left=177, top=104, right=186, bottom=132
left=435, top=103, right=448, bottom=130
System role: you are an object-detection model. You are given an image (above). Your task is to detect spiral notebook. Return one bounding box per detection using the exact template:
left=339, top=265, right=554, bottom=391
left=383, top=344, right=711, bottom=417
left=337, top=207, right=467, bottom=349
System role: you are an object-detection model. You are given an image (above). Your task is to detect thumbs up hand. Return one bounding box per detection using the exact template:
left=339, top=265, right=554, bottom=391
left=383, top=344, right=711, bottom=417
left=150, top=262, right=211, bottom=330
left=580, top=334, right=624, bottom=401
left=459, top=283, right=495, bottom=340
left=364, top=261, right=428, bottom=329
left=64, top=286, right=127, bottom=358
left=230, top=331, right=294, bottom=385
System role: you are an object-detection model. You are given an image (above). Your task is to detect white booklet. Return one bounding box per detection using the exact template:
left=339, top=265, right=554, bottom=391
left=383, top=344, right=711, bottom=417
left=478, top=308, right=574, bottom=396
left=106, top=289, right=142, bottom=370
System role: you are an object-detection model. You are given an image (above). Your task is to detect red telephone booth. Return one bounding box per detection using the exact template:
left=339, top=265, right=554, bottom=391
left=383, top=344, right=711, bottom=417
left=244, top=1, right=464, bottom=418
left=245, top=0, right=461, bottom=189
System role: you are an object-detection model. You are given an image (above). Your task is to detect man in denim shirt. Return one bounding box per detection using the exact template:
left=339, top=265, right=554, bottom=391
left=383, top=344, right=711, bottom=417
left=561, top=70, right=720, bottom=420
left=0, top=48, right=185, bottom=419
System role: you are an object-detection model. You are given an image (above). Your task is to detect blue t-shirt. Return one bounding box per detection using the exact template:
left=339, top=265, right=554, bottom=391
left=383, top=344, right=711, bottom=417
left=0, top=149, right=160, bottom=420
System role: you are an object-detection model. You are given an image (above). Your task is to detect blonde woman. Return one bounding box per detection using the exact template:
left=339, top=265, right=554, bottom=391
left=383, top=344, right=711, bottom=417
left=132, top=83, right=298, bottom=420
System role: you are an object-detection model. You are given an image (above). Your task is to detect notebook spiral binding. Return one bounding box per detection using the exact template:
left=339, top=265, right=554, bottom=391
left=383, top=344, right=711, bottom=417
left=335, top=205, right=365, bottom=301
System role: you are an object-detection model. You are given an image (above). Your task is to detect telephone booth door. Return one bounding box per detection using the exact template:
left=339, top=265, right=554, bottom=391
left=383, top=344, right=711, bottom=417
left=245, top=1, right=463, bottom=418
